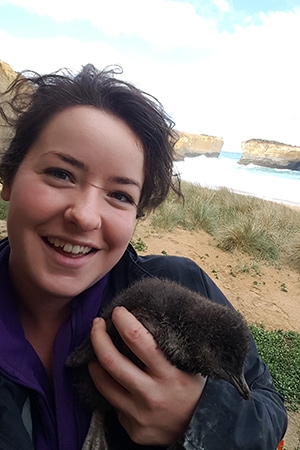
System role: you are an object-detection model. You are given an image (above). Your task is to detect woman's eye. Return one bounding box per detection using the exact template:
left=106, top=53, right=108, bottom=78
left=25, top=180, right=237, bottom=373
left=44, top=168, right=72, bottom=182
left=110, top=191, right=136, bottom=205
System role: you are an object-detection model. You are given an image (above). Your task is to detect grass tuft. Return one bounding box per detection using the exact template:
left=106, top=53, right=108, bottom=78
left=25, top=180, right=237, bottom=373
left=284, top=238, right=300, bottom=273
left=216, top=219, right=278, bottom=261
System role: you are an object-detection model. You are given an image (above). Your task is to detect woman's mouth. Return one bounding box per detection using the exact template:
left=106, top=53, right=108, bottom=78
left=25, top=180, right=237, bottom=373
left=46, top=237, right=94, bottom=255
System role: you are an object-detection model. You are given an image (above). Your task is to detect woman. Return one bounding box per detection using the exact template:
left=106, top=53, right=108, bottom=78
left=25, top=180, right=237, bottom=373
left=0, top=64, right=287, bottom=450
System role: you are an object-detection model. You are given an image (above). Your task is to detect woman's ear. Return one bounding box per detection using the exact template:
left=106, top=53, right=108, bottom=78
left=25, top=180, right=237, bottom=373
left=1, top=183, right=11, bottom=201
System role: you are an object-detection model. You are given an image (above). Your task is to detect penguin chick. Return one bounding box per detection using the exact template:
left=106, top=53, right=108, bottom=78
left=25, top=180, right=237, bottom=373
left=66, top=277, right=251, bottom=414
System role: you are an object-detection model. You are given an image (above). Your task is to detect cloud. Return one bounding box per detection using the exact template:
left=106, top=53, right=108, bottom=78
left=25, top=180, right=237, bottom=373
left=4, top=0, right=220, bottom=50
left=1, top=1, right=300, bottom=148
left=213, top=0, right=230, bottom=12
left=0, top=29, right=122, bottom=73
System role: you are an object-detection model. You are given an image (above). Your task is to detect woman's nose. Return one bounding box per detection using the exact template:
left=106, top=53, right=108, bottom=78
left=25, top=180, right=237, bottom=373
left=64, top=189, right=102, bottom=231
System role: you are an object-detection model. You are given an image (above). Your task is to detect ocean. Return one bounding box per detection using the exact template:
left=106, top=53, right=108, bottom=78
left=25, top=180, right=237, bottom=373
left=174, top=151, right=300, bottom=207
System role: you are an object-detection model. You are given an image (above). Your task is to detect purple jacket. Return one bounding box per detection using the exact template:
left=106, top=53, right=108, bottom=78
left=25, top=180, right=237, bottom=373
left=0, top=239, right=108, bottom=449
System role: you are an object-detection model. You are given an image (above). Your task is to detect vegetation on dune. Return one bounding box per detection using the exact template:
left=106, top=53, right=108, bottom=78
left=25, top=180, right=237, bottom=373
left=149, top=181, right=300, bottom=271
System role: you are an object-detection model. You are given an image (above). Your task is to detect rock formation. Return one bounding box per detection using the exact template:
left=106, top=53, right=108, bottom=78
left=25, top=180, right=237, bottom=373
left=239, top=139, right=300, bottom=171
left=0, top=60, right=18, bottom=91
left=175, top=132, right=223, bottom=160
left=0, top=60, right=19, bottom=151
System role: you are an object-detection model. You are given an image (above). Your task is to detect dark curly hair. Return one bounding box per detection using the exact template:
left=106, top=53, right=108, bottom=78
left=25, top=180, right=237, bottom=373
left=0, top=64, right=182, bottom=217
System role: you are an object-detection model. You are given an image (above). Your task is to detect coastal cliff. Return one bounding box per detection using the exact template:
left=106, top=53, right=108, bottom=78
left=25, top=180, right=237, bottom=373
left=175, top=132, right=223, bottom=160
left=0, top=60, right=19, bottom=149
left=0, top=60, right=17, bottom=89
left=239, top=139, right=300, bottom=171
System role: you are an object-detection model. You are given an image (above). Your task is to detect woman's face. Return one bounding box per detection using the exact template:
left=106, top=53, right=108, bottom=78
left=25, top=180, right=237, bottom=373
left=1, top=106, right=144, bottom=302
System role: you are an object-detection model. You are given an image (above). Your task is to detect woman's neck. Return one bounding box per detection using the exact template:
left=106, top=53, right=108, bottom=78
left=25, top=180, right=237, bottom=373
left=15, top=288, right=73, bottom=382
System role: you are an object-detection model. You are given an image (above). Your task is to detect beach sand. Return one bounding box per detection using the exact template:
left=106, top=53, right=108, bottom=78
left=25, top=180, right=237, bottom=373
left=1, top=218, right=299, bottom=448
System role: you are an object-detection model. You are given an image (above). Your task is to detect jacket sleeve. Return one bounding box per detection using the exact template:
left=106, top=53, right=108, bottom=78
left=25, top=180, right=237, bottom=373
left=170, top=257, right=288, bottom=450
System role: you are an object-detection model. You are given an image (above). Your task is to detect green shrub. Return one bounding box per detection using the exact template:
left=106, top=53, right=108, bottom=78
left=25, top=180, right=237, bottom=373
left=250, top=325, right=300, bottom=410
left=0, top=197, right=8, bottom=220
left=131, top=237, right=147, bottom=252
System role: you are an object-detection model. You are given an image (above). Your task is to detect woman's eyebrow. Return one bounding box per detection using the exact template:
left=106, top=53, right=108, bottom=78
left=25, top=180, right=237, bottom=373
left=55, top=152, right=90, bottom=171
left=42, top=151, right=90, bottom=171
left=109, top=176, right=142, bottom=190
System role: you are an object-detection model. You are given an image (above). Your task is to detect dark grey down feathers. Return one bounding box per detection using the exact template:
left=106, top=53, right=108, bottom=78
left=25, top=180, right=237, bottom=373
left=66, top=277, right=251, bottom=414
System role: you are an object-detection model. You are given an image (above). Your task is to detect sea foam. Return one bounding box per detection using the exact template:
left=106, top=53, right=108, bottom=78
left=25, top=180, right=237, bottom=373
left=174, top=152, right=300, bottom=207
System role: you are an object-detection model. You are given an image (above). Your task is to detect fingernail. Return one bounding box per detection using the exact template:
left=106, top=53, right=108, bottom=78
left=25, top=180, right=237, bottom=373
left=92, top=317, right=102, bottom=325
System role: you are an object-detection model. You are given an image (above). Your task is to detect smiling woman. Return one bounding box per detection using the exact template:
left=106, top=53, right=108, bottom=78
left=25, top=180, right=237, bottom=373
left=0, top=64, right=287, bottom=450
left=1, top=106, right=144, bottom=302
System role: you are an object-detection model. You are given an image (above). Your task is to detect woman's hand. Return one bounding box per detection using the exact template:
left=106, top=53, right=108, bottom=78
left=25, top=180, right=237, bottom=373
left=88, top=306, right=207, bottom=446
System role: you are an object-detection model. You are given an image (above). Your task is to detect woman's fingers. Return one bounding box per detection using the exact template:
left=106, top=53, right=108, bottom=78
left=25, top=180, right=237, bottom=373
left=89, top=315, right=150, bottom=393
left=88, top=359, right=131, bottom=407
left=110, top=306, right=173, bottom=375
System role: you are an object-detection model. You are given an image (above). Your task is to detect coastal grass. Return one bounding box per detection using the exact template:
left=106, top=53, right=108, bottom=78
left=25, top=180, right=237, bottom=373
left=149, top=181, right=300, bottom=271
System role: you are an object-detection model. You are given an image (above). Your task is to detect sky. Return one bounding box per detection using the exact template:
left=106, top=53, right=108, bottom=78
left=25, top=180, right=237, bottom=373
left=1, top=0, right=300, bottom=151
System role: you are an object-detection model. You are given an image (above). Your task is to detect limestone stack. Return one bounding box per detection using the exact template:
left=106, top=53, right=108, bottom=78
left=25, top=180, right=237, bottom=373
left=175, top=132, right=223, bottom=160
left=239, top=139, right=300, bottom=171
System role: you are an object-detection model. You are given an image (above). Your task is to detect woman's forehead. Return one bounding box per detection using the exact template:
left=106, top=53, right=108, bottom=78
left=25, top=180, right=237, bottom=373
left=27, top=106, right=145, bottom=185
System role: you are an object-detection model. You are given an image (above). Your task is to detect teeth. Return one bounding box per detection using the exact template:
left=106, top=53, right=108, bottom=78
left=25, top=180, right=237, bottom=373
left=47, top=237, right=92, bottom=255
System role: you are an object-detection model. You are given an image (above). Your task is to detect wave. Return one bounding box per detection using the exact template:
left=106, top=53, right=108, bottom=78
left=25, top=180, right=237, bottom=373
left=174, top=155, right=300, bottom=207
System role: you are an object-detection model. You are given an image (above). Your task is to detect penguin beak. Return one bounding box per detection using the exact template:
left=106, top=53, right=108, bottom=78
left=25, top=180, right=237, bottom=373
left=229, top=373, right=251, bottom=400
